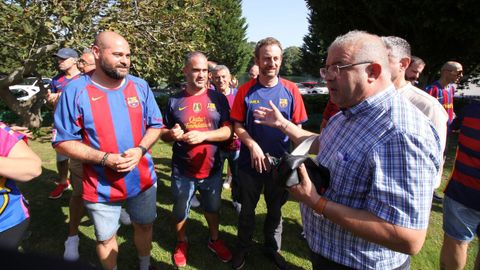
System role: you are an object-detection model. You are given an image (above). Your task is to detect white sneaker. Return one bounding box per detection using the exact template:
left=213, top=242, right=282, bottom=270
left=120, top=208, right=132, bottom=225
left=64, top=235, right=80, bottom=261
left=190, top=195, right=201, bottom=208
left=223, top=176, right=232, bottom=189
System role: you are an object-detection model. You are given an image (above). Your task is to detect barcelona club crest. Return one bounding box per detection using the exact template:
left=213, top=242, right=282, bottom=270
left=279, top=98, right=288, bottom=108
left=193, top=103, right=202, bottom=113
left=207, top=103, right=216, bottom=111
left=127, top=96, right=140, bottom=108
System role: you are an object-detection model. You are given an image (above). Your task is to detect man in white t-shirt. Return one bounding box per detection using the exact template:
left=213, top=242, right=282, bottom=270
left=383, top=36, right=448, bottom=195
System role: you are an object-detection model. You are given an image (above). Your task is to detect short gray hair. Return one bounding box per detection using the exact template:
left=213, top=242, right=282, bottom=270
left=212, top=65, right=230, bottom=75
left=82, top=48, right=93, bottom=55
left=184, top=51, right=207, bottom=66
left=329, top=30, right=389, bottom=67
left=381, top=36, right=411, bottom=59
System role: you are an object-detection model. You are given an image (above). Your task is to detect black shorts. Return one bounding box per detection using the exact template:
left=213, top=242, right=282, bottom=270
left=0, top=218, right=30, bottom=249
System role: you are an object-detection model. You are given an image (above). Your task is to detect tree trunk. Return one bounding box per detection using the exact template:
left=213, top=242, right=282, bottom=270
left=0, top=43, right=58, bottom=128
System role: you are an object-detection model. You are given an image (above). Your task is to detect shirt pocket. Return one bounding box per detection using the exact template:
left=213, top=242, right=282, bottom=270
left=328, top=150, right=368, bottom=197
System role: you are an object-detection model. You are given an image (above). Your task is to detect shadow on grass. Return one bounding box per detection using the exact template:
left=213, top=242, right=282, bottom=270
left=18, top=166, right=100, bottom=268
left=21, top=141, right=313, bottom=269
left=148, top=176, right=310, bottom=269
left=431, top=202, right=444, bottom=213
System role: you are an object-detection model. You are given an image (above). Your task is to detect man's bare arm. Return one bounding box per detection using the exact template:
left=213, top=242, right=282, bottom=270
left=55, top=140, right=104, bottom=164
left=291, top=165, right=427, bottom=255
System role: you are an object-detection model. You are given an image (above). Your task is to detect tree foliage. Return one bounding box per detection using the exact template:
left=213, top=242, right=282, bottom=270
left=280, top=46, right=303, bottom=76
left=302, top=0, right=480, bottom=85
left=100, top=0, right=211, bottom=86
left=204, top=0, right=250, bottom=76
left=0, top=0, right=250, bottom=127
left=0, top=0, right=109, bottom=127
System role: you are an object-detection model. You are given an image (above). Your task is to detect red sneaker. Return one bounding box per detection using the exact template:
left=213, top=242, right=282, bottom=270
left=173, top=241, right=188, bottom=267
left=208, top=238, right=232, bottom=262
left=48, top=180, right=71, bottom=199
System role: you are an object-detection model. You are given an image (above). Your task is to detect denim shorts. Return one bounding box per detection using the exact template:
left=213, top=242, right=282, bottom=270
left=171, top=170, right=222, bottom=222
left=84, top=183, right=157, bottom=241
left=443, top=196, right=480, bottom=242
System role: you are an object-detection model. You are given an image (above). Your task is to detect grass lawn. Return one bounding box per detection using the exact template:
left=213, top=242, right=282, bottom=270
left=17, top=129, right=478, bottom=269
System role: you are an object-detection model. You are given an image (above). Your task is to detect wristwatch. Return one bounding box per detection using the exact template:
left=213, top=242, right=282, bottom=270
left=138, top=145, right=148, bottom=156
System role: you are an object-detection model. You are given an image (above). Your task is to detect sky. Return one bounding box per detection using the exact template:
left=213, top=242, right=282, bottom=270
left=241, top=0, right=309, bottom=48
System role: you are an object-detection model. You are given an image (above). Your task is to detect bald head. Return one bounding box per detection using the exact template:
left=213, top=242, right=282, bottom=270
left=94, top=31, right=129, bottom=50
left=440, top=61, right=463, bottom=84
left=441, top=61, right=462, bottom=72
left=249, top=65, right=259, bottom=79
left=92, top=31, right=131, bottom=83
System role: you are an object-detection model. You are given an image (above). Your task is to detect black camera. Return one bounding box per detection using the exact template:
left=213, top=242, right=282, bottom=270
left=265, top=152, right=330, bottom=195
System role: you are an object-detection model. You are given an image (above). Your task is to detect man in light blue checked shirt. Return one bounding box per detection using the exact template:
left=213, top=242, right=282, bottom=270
left=253, top=30, right=441, bottom=269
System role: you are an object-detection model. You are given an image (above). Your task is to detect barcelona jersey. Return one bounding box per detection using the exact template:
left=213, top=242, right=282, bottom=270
left=50, top=73, right=81, bottom=93
left=0, top=122, right=30, bottom=233
left=445, top=100, right=480, bottom=211
left=164, top=89, right=231, bottom=179
left=52, top=75, right=163, bottom=203
left=425, top=81, right=455, bottom=125
left=230, top=78, right=308, bottom=171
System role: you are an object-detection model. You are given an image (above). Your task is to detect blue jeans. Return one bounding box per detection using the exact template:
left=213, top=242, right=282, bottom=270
left=221, top=150, right=239, bottom=201
left=171, top=170, right=223, bottom=222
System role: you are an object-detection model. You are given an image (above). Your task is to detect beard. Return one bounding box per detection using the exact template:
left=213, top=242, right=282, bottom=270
left=100, top=60, right=129, bottom=80
left=260, top=67, right=279, bottom=78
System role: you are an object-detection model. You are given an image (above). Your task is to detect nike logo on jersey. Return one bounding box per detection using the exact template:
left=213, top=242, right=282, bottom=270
left=92, top=96, right=103, bottom=101
left=179, top=106, right=188, bottom=111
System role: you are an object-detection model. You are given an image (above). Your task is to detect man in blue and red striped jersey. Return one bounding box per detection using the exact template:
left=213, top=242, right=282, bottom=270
left=47, top=47, right=82, bottom=200
left=425, top=61, right=463, bottom=202
left=161, top=51, right=233, bottom=268
left=440, top=99, right=480, bottom=270
left=52, top=31, right=163, bottom=270
left=425, top=61, right=463, bottom=126
left=230, top=37, right=308, bottom=270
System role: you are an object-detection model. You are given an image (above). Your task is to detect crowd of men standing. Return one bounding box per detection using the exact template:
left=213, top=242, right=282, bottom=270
left=0, top=29, right=478, bottom=270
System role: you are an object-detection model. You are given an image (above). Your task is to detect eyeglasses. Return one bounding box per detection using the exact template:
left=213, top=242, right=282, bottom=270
left=77, top=60, right=94, bottom=66
left=320, top=61, right=373, bottom=79
left=449, top=70, right=463, bottom=76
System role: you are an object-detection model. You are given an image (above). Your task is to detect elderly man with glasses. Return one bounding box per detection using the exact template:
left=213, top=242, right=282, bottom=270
left=77, top=50, right=96, bottom=74
left=253, top=30, right=441, bottom=269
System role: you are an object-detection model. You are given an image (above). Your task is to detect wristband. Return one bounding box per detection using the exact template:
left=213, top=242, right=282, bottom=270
left=138, top=145, right=147, bottom=156
left=101, top=152, right=110, bottom=167
left=314, top=197, right=328, bottom=216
